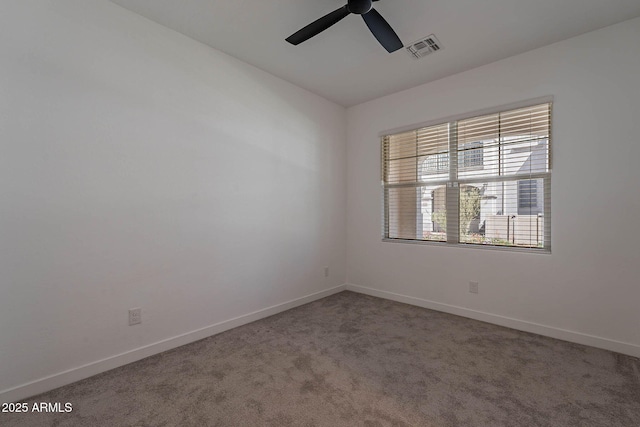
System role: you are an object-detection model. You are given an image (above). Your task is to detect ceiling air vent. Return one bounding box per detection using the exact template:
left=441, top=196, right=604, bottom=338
left=406, top=34, right=442, bottom=59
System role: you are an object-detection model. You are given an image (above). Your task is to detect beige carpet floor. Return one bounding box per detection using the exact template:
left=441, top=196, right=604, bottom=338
left=2, top=291, right=639, bottom=426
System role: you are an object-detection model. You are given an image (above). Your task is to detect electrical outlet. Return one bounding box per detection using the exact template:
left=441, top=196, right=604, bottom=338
left=128, top=308, right=142, bottom=325
left=324, top=267, right=329, bottom=278
left=469, top=281, right=479, bottom=294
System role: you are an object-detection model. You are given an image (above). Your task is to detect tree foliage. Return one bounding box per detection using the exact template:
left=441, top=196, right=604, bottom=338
left=431, top=186, right=481, bottom=235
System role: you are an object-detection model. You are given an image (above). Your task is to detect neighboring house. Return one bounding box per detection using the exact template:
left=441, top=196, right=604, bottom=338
left=420, top=136, right=548, bottom=246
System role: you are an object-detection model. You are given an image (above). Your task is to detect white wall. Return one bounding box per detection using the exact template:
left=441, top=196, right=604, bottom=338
left=0, top=0, right=346, bottom=399
left=346, top=17, right=640, bottom=357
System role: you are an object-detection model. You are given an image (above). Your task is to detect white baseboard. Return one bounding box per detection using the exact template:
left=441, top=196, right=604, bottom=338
left=1, top=284, right=347, bottom=403
left=346, top=283, right=640, bottom=359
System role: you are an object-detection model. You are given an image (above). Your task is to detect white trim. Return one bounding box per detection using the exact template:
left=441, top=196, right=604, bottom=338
left=346, top=283, right=640, bottom=359
left=379, top=95, right=554, bottom=137
left=381, top=238, right=552, bottom=255
left=0, top=284, right=347, bottom=403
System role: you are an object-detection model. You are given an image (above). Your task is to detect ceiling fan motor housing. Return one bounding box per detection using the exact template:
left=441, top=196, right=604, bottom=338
left=348, top=0, right=373, bottom=15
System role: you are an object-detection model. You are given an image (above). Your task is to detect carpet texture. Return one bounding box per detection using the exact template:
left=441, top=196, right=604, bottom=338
left=2, top=291, right=639, bottom=426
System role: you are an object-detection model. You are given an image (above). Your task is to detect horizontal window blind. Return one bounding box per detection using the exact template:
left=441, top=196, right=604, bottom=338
left=382, top=102, right=551, bottom=251
left=382, top=124, right=450, bottom=242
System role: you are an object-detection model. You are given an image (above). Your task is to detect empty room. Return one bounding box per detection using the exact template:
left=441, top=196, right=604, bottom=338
left=1, top=0, right=640, bottom=425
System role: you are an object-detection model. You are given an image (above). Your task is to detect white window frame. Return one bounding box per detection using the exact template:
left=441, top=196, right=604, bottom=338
left=381, top=97, right=552, bottom=253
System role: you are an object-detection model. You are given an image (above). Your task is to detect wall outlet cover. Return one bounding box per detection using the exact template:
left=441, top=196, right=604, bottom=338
left=469, top=281, right=479, bottom=294
left=128, top=308, right=142, bottom=325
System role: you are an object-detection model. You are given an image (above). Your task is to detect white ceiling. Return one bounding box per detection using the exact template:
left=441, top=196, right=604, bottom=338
left=110, top=0, right=640, bottom=107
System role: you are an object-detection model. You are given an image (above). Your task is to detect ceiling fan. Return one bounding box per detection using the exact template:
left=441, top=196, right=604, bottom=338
left=285, top=0, right=404, bottom=53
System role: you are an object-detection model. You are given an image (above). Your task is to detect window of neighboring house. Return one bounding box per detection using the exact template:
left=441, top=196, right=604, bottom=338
left=424, top=152, right=449, bottom=174
left=382, top=101, right=551, bottom=251
left=518, top=179, right=538, bottom=209
left=459, top=141, right=484, bottom=170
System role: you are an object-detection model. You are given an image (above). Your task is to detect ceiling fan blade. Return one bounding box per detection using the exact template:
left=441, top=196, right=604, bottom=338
left=361, top=8, right=403, bottom=53
left=286, top=6, right=350, bottom=45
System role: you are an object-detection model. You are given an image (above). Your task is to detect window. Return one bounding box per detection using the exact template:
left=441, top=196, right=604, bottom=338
left=424, top=152, right=449, bottom=174
left=382, top=101, right=551, bottom=251
left=459, top=141, right=483, bottom=170
left=518, top=179, right=538, bottom=210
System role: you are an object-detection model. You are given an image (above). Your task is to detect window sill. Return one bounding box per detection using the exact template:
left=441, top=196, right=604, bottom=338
left=381, top=238, right=551, bottom=254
